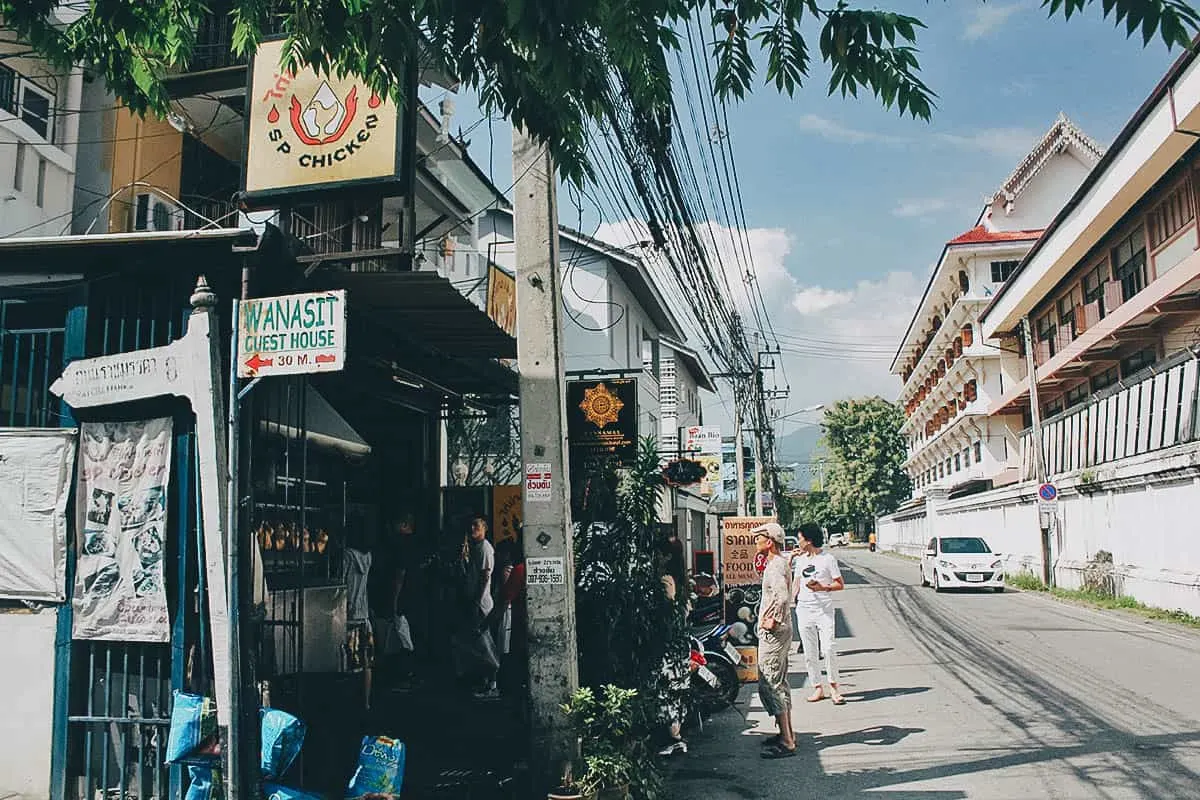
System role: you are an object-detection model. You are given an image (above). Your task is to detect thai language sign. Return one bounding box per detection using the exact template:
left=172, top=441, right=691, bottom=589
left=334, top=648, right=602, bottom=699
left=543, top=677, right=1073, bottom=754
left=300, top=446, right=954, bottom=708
left=238, top=290, right=347, bottom=378
left=245, top=38, right=400, bottom=196
left=721, top=516, right=774, bottom=651
left=73, top=418, right=173, bottom=642
left=684, top=425, right=722, bottom=498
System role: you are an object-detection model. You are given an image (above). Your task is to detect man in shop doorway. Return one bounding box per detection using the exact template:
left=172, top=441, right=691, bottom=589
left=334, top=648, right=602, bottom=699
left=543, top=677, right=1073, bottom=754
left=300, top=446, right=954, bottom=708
left=454, top=515, right=500, bottom=697
left=372, top=511, right=426, bottom=687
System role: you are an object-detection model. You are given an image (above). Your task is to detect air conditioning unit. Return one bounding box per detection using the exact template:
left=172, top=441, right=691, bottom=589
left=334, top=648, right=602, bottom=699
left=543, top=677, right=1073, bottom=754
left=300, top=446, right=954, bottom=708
left=132, top=191, right=184, bottom=232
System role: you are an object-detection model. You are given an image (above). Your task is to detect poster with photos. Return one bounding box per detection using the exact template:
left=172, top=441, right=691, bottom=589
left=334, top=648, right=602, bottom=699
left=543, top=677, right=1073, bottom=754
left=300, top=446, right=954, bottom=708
left=73, top=418, right=173, bottom=642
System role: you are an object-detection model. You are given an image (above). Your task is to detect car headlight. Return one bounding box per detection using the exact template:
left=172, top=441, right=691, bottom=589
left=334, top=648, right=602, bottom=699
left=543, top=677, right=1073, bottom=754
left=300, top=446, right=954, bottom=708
left=938, top=560, right=954, bottom=569
left=990, top=560, right=1003, bottom=569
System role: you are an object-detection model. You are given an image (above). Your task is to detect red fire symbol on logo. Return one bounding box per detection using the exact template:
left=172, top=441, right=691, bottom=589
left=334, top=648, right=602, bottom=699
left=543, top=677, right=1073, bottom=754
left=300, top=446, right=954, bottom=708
left=289, top=80, right=358, bottom=146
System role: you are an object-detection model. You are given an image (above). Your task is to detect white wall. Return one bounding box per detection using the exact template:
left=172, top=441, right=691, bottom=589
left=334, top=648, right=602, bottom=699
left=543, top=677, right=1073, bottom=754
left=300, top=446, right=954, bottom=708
left=991, top=152, right=1096, bottom=232
left=0, top=609, right=56, bottom=799
left=879, top=441, right=1200, bottom=615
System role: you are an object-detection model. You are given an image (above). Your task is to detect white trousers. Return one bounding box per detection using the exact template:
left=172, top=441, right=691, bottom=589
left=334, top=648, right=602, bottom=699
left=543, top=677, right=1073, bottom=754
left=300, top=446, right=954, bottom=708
left=797, top=609, right=839, bottom=689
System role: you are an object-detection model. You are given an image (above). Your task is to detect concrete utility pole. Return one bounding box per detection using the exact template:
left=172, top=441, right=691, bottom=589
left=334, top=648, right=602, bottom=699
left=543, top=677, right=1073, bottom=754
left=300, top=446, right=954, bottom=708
left=1020, top=316, right=1054, bottom=587
left=512, top=127, right=580, bottom=792
left=734, top=383, right=747, bottom=516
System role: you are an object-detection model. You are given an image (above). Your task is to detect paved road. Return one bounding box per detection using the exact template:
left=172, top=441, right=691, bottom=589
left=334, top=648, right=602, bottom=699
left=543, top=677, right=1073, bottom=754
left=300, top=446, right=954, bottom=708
left=668, top=550, right=1200, bottom=799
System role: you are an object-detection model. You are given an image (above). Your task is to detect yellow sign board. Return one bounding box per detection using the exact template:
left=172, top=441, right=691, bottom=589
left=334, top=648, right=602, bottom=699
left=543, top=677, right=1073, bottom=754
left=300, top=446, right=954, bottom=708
left=721, top=516, right=775, bottom=587
left=486, top=264, right=517, bottom=338
left=492, top=485, right=522, bottom=546
left=245, top=39, right=400, bottom=196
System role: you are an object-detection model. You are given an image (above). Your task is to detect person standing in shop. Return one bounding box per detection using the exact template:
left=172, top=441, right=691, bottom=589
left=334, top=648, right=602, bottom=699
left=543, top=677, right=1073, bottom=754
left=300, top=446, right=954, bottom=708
left=792, top=523, right=846, bottom=705
left=371, top=511, right=422, bottom=687
left=343, top=518, right=375, bottom=709
left=455, top=515, right=500, bottom=696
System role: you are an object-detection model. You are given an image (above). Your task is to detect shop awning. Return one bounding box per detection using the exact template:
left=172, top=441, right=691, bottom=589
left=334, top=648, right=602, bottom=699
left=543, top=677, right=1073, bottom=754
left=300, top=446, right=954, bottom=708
left=259, top=380, right=372, bottom=457
left=317, top=271, right=517, bottom=360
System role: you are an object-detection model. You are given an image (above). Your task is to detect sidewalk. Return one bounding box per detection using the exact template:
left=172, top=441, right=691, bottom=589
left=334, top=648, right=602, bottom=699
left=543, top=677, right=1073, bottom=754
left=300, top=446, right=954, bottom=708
left=664, top=557, right=943, bottom=799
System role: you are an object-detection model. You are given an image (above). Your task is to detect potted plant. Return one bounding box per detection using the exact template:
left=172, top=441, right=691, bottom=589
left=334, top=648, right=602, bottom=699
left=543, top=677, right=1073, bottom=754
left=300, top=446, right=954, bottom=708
left=562, top=686, right=642, bottom=800
left=548, top=764, right=586, bottom=800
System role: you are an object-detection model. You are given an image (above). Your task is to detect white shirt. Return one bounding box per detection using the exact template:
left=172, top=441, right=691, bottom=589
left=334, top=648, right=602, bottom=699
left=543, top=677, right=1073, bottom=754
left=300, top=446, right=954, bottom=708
left=792, top=551, right=841, bottom=617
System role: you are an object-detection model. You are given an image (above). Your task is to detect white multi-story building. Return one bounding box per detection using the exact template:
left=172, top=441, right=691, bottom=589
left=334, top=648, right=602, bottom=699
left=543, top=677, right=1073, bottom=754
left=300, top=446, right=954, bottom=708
left=0, top=28, right=83, bottom=239
left=892, top=115, right=1104, bottom=497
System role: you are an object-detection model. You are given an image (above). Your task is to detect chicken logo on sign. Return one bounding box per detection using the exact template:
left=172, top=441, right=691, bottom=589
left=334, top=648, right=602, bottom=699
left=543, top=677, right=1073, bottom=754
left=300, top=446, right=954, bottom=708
left=290, top=81, right=359, bottom=145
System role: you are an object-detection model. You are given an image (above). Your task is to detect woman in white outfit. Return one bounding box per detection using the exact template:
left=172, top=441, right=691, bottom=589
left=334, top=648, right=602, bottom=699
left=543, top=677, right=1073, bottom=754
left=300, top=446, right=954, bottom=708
left=791, top=524, right=846, bottom=705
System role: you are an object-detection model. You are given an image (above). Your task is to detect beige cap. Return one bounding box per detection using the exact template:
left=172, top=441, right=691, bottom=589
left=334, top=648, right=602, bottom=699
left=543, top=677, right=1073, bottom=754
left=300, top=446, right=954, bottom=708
left=751, top=521, right=786, bottom=547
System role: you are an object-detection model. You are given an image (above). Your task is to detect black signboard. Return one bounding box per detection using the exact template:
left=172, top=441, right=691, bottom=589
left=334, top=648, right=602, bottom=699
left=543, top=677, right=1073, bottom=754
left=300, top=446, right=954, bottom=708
left=567, top=379, right=639, bottom=477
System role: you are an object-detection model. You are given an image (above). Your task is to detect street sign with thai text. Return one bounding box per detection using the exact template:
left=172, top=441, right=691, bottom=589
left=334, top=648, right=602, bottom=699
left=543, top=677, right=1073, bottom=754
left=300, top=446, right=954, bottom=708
left=50, top=336, right=191, bottom=408
left=238, top=290, right=346, bottom=378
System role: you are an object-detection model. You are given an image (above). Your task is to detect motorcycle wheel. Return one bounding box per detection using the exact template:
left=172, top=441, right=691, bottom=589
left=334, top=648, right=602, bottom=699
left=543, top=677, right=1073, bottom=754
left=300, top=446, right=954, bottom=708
left=693, top=658, right=738, bottom=714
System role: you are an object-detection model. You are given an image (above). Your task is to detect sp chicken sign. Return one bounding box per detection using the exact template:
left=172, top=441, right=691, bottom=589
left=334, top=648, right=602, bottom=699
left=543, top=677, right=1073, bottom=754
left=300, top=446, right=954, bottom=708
left=245, top=38, right=400, bottom=198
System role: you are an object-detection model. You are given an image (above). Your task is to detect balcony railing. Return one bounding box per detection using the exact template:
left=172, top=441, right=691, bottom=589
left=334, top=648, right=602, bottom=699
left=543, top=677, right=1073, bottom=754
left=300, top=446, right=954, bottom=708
left=0, top=63, right=57, bottom=144
left=188, top=5, right=286, bottom=72
left=1020, top=348, right=1200, bottom=479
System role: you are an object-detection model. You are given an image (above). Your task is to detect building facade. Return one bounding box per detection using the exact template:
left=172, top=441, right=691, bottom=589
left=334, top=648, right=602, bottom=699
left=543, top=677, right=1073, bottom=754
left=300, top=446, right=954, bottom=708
left=892, top=116, right=1103, bottom=498
left=880, top=49, right=1200, bottom=616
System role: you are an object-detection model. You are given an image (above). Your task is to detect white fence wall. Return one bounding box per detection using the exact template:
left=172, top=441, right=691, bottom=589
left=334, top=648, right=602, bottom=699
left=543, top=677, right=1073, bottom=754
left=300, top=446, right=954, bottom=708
left=878, top=441, right=1200, bottom=616
left=0, top=609, right=55, bottom=799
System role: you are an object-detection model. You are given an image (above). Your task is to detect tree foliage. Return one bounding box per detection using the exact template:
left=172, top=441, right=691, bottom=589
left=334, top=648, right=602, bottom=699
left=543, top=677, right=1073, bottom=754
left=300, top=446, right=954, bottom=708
left=2, top=0, right=1197, bottom=181
left=819, top=397, right=910, bottom=530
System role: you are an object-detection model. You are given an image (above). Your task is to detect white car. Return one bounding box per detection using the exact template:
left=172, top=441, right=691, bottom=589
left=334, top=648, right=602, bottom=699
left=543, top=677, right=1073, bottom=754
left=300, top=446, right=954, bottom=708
left=920, top=536, right=1005, bottom=592
left=827, top=532, right=849, bottom=547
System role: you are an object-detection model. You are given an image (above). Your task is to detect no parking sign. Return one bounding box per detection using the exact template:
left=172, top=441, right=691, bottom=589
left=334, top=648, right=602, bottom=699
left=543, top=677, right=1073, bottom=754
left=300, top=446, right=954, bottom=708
left=1037, top=482, right=1058, bottom=509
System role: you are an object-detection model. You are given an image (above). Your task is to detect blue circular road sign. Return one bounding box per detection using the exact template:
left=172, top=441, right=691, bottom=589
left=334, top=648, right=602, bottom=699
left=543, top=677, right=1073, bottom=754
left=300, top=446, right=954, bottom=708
left=1038, top=483, right=1058, bottom=502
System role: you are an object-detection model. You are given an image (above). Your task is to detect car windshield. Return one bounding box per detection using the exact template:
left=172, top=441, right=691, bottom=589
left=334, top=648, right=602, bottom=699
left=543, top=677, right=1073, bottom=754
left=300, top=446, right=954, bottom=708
left=940, top=537, right=991, bottom=554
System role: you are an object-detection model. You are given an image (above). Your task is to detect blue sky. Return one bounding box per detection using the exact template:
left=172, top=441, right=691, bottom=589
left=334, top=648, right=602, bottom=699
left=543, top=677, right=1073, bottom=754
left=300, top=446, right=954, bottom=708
left=433, top=1, right=1182, bottom=434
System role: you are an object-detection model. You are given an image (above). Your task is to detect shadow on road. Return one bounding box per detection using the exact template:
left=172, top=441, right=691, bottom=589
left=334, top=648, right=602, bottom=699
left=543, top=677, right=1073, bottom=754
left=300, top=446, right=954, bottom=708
left=842, top=686, right=931, bottom=703
left=805, top=724, right=926, bottom=749
left=838, top=647, right=893, bottom=657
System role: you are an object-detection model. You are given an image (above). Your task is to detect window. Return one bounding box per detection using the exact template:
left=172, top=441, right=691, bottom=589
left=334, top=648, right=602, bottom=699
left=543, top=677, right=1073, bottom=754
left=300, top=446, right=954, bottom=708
left=945, top=457, right=952, bottom=475
left=1065, top=382, right=1089, bottom=409
left=1082, top=263, right=1106, bottom=316
left=19, top=83, right=51, bottom=140
left=1120, top=347, right=1157, bottom=378
left=0, top=64, right=15, bottom=114
left=1058, top=288, right=1080, bottom=337
left=1036, top=311, right=1057, bottom=356
left=991, top=260, right=1019, bottom=283
left=974, top=441, right=982, bottom=463
left=1148, top=181, right=1194, bottom=249
left=13, top=141, right=24, bottom=191
left=954, top=454, right=961, bottom=472
left=1043, top=398, right=1064, bottom=418
left=1111, top=226, right=1147, bottom=302
left=1091, top=365, right=1120, bottom=393
left=35, top=158, right=45, bottom=208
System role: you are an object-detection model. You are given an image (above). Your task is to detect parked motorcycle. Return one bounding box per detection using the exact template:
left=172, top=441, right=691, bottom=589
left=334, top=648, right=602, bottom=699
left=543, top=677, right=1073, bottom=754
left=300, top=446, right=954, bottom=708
left=689, top=625, right=741, bottom=713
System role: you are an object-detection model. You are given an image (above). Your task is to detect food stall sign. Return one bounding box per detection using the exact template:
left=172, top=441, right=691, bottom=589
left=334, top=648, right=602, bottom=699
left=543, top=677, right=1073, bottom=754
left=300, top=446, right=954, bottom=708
left=237, top=290, right=347, bottom=378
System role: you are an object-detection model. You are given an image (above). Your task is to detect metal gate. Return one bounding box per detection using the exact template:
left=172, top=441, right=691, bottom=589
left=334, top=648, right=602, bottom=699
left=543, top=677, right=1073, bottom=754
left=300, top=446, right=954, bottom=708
left=58, top=272, right=226, bottom=800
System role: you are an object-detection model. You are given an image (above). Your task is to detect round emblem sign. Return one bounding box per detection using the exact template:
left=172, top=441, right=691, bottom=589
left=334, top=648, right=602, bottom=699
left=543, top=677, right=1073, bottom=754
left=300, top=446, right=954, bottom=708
left=754, top=552, right=768, bottom=575
left=1038, top=483, right=1058, bottom=502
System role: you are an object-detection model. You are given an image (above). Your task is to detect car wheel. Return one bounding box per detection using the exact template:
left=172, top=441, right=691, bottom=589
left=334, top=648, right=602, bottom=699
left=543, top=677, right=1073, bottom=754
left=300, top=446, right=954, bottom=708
left=933, top=571, right=944, bottom=593
left=920, top=566, right=929, bottom=587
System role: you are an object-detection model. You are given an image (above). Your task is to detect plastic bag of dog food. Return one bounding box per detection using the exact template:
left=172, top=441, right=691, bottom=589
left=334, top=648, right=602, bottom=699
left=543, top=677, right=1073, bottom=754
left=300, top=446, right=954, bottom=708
left=260, top=708, right=306, bottom=779
left=263, top=783, right=323, bottom=800
left=344, top=736, right=405, bottom=799
left=166, top=692, right=221, bottom=766
left=185, top=766, right=222, bottom=800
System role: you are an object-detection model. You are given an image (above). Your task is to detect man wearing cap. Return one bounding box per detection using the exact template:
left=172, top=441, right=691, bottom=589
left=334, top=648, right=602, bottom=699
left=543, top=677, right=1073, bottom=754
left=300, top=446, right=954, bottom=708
left=752, top=521, right=796, bottom=758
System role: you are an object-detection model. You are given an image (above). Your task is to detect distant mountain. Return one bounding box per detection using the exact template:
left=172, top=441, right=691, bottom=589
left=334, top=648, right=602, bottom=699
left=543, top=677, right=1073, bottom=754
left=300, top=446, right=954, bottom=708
left=777, top=426, right=823, bottom=490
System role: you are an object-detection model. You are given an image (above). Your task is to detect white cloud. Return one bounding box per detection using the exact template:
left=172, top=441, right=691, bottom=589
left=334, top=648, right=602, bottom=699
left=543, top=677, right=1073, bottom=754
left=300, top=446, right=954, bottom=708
left=796, top=113, right=1040, bottom=161
left=792, top=287, right=853, bottom=314
left=963, top=2, right=1025, bottom=41
left=796, top=114, right=906, bottom=145
left=936, top=127, right=1041, bottom=159
left=892, top=197, right=952, bottom=219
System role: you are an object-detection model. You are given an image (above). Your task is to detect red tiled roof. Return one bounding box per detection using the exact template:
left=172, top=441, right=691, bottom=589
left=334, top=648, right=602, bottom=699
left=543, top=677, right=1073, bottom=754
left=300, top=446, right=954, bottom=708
left=947, top=225, right=1044, bottom=245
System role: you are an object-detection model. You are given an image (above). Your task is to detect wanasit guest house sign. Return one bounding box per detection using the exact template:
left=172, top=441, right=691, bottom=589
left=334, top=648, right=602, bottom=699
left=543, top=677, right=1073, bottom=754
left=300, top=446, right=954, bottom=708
left=244, top=38, right=400, bottom=197
left=238, top=291, right=347, bottom=378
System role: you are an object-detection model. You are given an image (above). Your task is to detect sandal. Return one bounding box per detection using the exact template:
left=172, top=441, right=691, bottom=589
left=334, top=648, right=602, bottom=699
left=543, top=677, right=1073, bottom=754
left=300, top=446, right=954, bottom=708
left=759, top=734, right=783, bottom=748
left=760, top=743, right=797, bottom=759
left=806, top=690, right=825, bottom=703
left=831, top=694, right=846, bottom=706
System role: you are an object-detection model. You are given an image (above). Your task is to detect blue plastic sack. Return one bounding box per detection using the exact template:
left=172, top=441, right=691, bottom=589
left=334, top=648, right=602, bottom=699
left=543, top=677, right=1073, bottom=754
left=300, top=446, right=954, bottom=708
left=344, top=736, right=405, bottom=799
left=263, top=783, right=323, bottom=800
left=166, top=692, right=221, bottom=766
left=260, top=708, right=306, bottom=779
left=185, top=766, right=223, bottom=800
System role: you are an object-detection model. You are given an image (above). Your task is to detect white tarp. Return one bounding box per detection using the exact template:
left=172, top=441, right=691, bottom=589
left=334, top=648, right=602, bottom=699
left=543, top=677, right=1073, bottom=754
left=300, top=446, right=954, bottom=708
left=73, top=418, right=173, bottom=642
left=0, top=428, right=77, bottom=601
